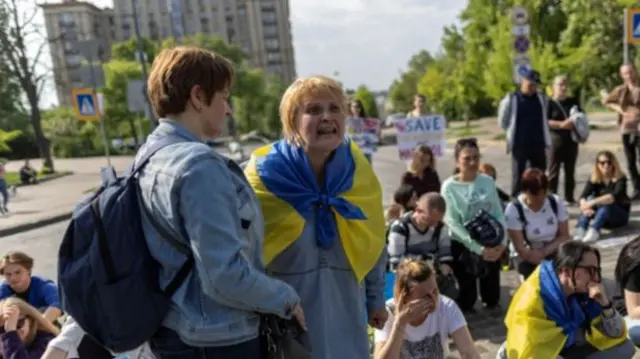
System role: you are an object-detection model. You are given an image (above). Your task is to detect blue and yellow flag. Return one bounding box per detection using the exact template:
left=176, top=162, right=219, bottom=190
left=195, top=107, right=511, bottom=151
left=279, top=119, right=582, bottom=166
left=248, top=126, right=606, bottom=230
left=244, top=139, right=385, bottom=282
left=504, top=260, right=627, bottom=358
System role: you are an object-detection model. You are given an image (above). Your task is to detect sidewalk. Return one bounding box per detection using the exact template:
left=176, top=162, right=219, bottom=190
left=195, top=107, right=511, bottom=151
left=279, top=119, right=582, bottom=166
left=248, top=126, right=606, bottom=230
left=0, top=174, right=100, bottom=237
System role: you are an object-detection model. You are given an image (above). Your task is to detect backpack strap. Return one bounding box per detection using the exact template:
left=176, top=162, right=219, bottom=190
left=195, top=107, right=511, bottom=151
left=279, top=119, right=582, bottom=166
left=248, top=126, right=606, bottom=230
left=399, top=213, right=412, bottom=253
left=129, top=137, right=183, bottom=177
left=512, top=199, right=530, bottom=246
left=547, top=195, right=558, bottom=217
left=433, top=222, right=443, bottom=253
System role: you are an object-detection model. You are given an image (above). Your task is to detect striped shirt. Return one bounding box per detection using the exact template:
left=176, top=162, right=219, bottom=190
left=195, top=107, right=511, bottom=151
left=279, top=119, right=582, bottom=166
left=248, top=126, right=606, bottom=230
left=386, top=212, right=453, bottom=270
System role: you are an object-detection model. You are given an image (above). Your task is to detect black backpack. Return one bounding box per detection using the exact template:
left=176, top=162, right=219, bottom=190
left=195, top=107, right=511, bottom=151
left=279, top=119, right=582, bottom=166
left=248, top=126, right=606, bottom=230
left=511, top=195, right=559, bottom=246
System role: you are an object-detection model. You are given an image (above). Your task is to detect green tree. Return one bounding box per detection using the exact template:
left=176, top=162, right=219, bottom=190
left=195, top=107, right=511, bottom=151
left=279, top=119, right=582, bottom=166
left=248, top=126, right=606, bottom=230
left=111, top=37, right=158, bottom=63
left=0, top=0, right=54, bottom=170
left=0, top=129, right=21, bottom=153
left=41, top=107, right=101, bottom=158
left=388, top=51, right=434, bottom=113
left=102, top=60, right=145, bottom=145
left=354, top=85, right=379, bottom=118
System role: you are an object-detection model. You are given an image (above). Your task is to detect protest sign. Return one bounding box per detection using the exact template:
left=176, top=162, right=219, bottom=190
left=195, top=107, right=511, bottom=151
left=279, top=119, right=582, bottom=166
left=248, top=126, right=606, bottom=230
left=394, top=115, right=446, bottom=161
left=347, top=117, right=380, bottom=155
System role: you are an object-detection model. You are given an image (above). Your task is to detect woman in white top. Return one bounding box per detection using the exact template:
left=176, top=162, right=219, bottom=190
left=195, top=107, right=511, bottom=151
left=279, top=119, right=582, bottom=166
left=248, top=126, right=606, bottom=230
left=373, top=258, right=479, bottom=359
left=505, top=168, right=570, bottom=281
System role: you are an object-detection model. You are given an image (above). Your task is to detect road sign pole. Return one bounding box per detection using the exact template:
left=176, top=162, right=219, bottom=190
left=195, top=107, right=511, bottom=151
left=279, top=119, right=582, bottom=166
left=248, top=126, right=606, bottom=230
left=625, top=8, right=630, bottom=64
left=87, top=55, right=111, bottom=167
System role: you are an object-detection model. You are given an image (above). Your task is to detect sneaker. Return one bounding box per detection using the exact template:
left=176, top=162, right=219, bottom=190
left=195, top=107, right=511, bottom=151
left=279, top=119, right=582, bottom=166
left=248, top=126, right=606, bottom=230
left=581, top=228, right=600, bottom=244
left=573, top=228, right=586, bottom=241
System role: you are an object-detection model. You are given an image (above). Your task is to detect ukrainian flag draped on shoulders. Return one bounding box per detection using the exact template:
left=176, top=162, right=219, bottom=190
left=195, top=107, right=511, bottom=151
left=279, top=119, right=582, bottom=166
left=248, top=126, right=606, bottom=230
left=244, top=138, right=385, bottom=282
left=505, top=260, right=627, bottom=358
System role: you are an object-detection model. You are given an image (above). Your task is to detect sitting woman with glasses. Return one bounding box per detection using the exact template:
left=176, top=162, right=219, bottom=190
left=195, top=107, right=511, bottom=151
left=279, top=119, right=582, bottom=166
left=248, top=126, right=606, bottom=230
left=440, top=138, right=508, bottom=313
left=574, top=151, right=630, bottom=243
left=373, top=258, right=479, bottom=359
left=499, top=241, right=635, bottom=359
left=0, top=297, right=59, bottom=359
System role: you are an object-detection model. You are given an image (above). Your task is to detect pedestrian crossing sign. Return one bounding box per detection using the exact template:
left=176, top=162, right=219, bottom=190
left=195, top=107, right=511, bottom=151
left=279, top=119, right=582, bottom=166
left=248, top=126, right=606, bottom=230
left=627, top=8, right=640, bottom=45
left=71, top=88, right=100, bottom=121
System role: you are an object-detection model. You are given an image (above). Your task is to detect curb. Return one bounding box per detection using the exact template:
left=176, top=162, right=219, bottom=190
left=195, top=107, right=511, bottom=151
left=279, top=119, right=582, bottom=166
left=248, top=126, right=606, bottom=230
left=0, top=212, right=72, bottom=237
left=12, top=171, right=73, bottom=188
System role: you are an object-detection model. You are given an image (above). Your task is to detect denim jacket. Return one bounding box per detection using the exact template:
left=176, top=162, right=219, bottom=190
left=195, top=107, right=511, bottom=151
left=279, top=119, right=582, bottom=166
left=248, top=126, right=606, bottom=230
left=136, top=120, right=299, bottom=347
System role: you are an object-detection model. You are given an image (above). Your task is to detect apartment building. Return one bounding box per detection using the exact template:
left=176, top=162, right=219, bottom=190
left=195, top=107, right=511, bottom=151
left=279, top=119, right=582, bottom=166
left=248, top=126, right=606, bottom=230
left=112, top=0, right=296, bottom=84
left=40, top=0, right=115, bottom=107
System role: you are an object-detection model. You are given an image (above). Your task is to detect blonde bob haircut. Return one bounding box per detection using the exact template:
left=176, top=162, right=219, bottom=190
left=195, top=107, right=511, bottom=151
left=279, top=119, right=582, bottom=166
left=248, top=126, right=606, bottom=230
left=0, top=297, right=60, bottom=343
left=591, top=150, right=626, bottom=183
left=279, top=75, right=347, bottom=146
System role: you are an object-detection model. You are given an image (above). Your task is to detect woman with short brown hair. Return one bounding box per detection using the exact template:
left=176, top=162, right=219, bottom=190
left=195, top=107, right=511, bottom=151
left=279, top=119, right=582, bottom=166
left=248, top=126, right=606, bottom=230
left=401, top=145, right=440, bottom=198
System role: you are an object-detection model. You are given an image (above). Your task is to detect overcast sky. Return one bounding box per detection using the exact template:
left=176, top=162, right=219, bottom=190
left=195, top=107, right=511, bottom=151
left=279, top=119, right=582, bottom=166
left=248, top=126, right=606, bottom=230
left=28, top=0, right=466, bottom=107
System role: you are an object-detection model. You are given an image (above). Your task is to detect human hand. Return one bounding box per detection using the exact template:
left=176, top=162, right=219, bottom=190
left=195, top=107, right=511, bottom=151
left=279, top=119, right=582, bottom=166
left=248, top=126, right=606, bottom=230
left=292, top=303, right=307, bottom=331
left=587, top=282, right=609, bottom=307
left=562, top=119, right=575, bottom=129
left=396, top=295, right=433, bottom=326
left=367, top=307, right=389, bottom=330
left=580, top=200, right=593, bottom=212
left=2, top=305, right=19, bottom=332
left=439, top=263, right=453, bottom=276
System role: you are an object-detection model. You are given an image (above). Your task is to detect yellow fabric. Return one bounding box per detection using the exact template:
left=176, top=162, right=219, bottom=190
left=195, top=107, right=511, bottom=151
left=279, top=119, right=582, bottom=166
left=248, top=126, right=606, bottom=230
left=504, top=267, right=628, bottom=358
left=244, top=141, right=385, bottom=282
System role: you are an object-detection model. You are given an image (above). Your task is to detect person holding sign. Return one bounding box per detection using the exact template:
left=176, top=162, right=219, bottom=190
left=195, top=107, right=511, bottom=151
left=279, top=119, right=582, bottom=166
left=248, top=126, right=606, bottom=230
left=347, top=99, right=377, bottom=162
left=407, top=94, right=429, bottom=118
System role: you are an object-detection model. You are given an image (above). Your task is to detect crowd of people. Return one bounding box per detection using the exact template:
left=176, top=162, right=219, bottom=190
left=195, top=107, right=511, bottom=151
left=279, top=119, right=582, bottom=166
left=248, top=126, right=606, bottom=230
left=2, top=47, right=640, bottom=359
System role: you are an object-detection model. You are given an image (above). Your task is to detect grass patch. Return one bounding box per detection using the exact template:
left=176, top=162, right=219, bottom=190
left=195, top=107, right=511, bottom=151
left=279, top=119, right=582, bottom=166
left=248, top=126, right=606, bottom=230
left=4, top=171, right=72, bottom=186
left=491, top=133, right=506, bottom=141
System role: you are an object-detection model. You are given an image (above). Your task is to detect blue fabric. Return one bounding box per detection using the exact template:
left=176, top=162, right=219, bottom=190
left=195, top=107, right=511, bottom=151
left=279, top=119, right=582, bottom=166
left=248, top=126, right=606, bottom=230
left=384, top=272, right=396, bottom=301
left=257, top=139, right=367, bottom=249
left=577, top=204, right=630, bottom=231
left=0, top=276, right=60, bottom=310
left=538, top=260, right=602, bottom=348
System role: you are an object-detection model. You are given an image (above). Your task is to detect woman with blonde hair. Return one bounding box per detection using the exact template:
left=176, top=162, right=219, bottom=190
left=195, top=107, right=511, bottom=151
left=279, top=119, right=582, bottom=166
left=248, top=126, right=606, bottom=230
left=244, top=75, right=387, bottom=358
left=0, top=297, right=59, bottom=359
left=575, top=150, right=630, bottom=243
left=373, top=258, right=479, bottom=359
left=401, top=145, right=440, bottom=198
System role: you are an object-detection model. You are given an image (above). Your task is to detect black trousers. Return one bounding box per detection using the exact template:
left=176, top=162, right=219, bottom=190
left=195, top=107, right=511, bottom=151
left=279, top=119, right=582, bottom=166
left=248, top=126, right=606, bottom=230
left=548, top=133, right=579, bottom=201
left=511, top=147, right=547, bottom=197
left=451, top=241, right=501, bottom=311
left=150, top=327, right=263, bottom=359
left=622, top=133, right=640, bottom=192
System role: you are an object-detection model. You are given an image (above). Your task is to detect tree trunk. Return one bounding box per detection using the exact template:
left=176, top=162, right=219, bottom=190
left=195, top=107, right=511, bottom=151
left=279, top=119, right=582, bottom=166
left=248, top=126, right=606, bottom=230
left=128, top=117, right=139, bottom=147
left=26, top=88, right=54, bottom=172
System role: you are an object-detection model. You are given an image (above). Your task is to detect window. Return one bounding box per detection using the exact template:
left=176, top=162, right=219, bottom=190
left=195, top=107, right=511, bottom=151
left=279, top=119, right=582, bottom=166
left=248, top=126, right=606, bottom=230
left=267, top=52, right=281, bottom=62
left=268, top=64, right=282, bottom=74
left=59, top=12, right=74, bottom=25
left=263, top=25, right=277, bottom=37
left=262, top=11, right=276, bottom=23
left=265, top=38, right=279, bottom=50
left=66, top=54, right=81, bottom=67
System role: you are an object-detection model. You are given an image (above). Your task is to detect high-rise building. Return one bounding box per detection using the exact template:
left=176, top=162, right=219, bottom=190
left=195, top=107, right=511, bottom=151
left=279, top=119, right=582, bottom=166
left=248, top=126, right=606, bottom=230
left=40, top=0, right=114, bottom=107
left=112, top=0, right=296, bottom=84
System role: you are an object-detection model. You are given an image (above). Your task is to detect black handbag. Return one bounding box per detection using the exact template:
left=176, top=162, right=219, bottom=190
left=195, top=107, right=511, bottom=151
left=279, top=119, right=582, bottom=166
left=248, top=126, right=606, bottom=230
left=463, top=209, right=504, bottom=248
left=260, top=315, right=312, bottom=359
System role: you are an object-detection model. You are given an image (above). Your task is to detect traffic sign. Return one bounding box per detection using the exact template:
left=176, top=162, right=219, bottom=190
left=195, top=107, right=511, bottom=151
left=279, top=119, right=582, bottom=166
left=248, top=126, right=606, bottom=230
left=513, top=63, right=531, bottom=83
left=627, top=8, right=640, bottom=45
left=513, top=54, right=531, bottom=65
left=511, top=7, right=529, bottom=25
left=513, top=36, right=530, bottom=54
left=511, top=24, right=531, bottom=36
left=71, top=88, right=100, bottom=121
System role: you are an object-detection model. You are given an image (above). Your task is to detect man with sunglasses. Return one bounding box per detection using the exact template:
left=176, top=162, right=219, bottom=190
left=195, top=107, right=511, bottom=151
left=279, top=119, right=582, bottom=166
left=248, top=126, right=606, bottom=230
left=498, top=66, right=552, bottom=197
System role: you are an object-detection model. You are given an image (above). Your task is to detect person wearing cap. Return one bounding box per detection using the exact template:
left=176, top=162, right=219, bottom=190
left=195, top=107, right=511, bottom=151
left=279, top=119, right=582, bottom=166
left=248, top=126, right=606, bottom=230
left=603, top=63, right=640, bottom=200
left=498, top=66, right=552, bottom=197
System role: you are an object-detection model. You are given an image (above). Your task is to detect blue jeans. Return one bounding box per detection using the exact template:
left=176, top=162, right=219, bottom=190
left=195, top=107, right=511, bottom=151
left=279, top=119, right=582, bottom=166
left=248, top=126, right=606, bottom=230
left=0, top=179, right=7, bottom=208
left=625, top=317, right=640, bottom=347
left=576, top=204, right=629, bottom=231
left=150, top=327, right=264, bottom=359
